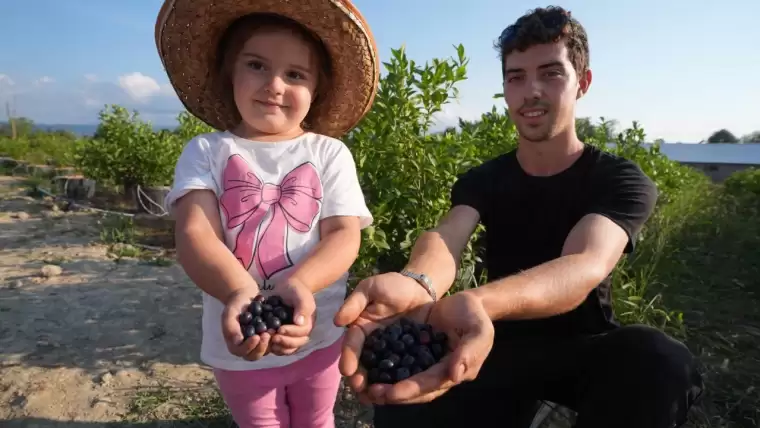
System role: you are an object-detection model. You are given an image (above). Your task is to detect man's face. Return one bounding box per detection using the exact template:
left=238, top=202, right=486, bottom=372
left=502, top=41, right=591, bottom=143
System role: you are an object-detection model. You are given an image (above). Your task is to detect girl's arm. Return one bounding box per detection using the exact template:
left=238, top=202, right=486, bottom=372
left=287, top=215, right=362, bottom=293
left=174, top=189, right=259, bottom=303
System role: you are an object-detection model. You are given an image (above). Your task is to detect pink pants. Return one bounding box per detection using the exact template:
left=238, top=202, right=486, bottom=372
left=213, top=337, right=343, bottom=428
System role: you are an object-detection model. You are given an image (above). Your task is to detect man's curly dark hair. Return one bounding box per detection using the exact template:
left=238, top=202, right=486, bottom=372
left=495, top=6, right=589, bottom=78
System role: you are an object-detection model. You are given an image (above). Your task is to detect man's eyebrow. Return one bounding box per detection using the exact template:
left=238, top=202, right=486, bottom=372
left=505, top=61, right=564, bottom=74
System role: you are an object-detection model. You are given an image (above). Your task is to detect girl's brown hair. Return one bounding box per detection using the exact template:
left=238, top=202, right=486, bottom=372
left=214, top=13, right=333, bottom=130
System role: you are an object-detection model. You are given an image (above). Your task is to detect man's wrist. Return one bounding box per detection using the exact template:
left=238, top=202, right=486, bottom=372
left=398, top=269, right=437, bottom=302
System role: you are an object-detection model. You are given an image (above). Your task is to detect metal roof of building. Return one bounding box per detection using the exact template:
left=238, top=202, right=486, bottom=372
left=610, top=142, right=760, bottom=165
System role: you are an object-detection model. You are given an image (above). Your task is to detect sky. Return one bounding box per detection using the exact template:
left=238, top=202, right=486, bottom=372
left=0, top=0, right=757, bottom=143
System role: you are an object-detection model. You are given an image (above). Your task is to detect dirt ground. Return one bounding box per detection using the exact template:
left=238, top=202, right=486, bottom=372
left=0, top=176, right=373, bottom=428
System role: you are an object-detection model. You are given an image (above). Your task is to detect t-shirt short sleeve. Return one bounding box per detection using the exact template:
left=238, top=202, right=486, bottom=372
left=450, top=163, right=490, bottom=222
left=587, top=159, right=658, bottom=253
left=319, top=141, right=373, bottom=229
left=163, top=136, right=217, bottom=216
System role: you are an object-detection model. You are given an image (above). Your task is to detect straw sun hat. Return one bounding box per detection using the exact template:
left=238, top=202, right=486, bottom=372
left=154, top=0, right=379, bottom=138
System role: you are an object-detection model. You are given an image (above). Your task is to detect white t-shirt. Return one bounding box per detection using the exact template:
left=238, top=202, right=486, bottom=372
left=164, top=130, right=373, bottom=371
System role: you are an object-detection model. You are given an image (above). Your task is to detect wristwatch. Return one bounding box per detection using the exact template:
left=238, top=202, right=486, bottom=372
left=399, top=269, right=437, bottom=302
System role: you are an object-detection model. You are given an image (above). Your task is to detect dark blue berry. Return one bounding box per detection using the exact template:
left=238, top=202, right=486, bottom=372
left=378, top=359, right=395, bottom=370
left=249, top=301, right=263, bottom=315
left=390, top=340, right=405, bottom=353
left=267, top=317, right=282, bottom=330
left=254, top=321, right=268, bottom=335
left=261, top=303, right=273, bottom=312
left=401, top=333, right=416, bottom=347
left=378, top=372, right=392, bottom=383
left=372, top=338, right=387, bottom=352
left=239, top=311, right=253, bottom=325
left=401, top=355, right=415, bottom=367
left=243, top=325, right=256, bottom=339
left=395, top=367, right=411, bottom=382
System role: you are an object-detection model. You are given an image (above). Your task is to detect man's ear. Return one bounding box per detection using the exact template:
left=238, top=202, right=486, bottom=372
left=577, top=68, right=592, bottom=99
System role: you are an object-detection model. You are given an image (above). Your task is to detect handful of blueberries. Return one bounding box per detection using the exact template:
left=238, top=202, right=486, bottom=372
left=360, top=317, right=449, bottom=385
left=238, top=294, right=295, bottom=339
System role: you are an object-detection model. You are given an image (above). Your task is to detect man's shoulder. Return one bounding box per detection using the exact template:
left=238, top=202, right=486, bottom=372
left=585, top=145, right=655, bottom=187
left=458, top=149, right=517, bottom=181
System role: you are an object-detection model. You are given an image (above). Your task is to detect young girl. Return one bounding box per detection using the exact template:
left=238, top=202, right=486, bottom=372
left=154, top=1, right=379, bottom=426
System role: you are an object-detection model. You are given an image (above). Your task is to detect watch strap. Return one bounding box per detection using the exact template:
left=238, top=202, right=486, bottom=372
left=399, top=269, right=437, bottom=302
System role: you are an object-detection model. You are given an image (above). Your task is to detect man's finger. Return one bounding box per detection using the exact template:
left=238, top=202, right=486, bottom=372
left=448, top=324, right=493, bottom=383
left=333, top=282, right=370, bottom=327
left=339, top=325, right=365, bottom=377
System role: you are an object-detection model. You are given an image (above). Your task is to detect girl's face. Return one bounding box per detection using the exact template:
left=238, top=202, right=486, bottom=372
left=230, top=27, right=319, bottom=140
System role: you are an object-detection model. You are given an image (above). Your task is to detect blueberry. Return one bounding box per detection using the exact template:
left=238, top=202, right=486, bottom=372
left=378, top=359, right=395, bottom=370
left=387, top=324, right=403, bottom=339
left=274, top=307, right=289, bottom=321
left=411, top=366, right=422, bottom=375
left=378, top=372, right=392, bottom=384
left=361, top=350, right=377, bottom=367
left=267, top=317, right=282, bottom=330
left=254, top=321, right=268, bottom=335
left=388, top=353, right=401, bottom=365
left=418, top=330, right=431, bottom=345
left=395, top=367, right=411, bottom=382
left=401, top=354, right=415, bottom=367
left=262, top=303, right=273, bottom=312
left=239, top=311, right=253, bottom=325
left=249, top=301, right=263, bottom=316
left=390, top=340, right=405, bottom=353
left=368, top=368, right=381, bottom=383
left=400, top=333, right=416, bottom=347
left=253, top=295, right=266, bottom=302
left=267, top=295, right=283, bottom=307
left=372, top=338, right=387, bottom=352
left=242, top=324, right=256, bottom=339
left=364, top=336, right=377, bottom=349
left=418, top=353, right=435, bottom=369
left=430, top=343, right=444, bottom=359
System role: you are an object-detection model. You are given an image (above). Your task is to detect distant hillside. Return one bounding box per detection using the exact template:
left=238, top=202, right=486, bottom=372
left=31, top=123, right=176, bottom=137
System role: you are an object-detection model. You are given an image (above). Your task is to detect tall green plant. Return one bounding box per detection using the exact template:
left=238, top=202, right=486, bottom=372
left=73, top=105, right=184, bottom=190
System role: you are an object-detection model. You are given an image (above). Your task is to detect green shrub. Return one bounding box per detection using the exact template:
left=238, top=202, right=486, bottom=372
left=723, top=167, right=760, bottom=199
left=0, top=133, right=79, bottom=166
left=72, top=105, right=185, bottom=190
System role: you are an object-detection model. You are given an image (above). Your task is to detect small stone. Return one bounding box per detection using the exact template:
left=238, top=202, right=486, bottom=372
left=99, top=372, right=113, bottom=385
left=40, top=265, right=63, bottom=277
left=14, top=212, right=30, bottom=220
left=8, top=279, right=23, bottom=289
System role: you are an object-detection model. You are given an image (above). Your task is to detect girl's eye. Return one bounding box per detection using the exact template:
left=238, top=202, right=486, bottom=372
left=286, top=71, right=305, bottom=80
left=248, top=61, right=265, bottom=70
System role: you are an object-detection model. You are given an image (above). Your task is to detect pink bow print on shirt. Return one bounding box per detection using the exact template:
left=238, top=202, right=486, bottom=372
left=219, top=154, right=323, bottom=280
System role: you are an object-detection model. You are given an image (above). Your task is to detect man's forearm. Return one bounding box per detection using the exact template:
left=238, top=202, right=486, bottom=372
left=467, top=253, right=608, bottom=321
left=403, top=230, right=461, bottom=298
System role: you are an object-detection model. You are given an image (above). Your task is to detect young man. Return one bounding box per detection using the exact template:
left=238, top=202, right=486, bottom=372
left=335, top=6, right=704, bottom=428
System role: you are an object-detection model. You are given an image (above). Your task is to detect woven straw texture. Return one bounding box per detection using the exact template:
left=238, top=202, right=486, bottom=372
left=155, top=0, right=379, bottom=138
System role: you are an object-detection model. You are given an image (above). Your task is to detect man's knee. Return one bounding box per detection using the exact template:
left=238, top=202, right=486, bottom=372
left=605, top=325, right=704, bottom=399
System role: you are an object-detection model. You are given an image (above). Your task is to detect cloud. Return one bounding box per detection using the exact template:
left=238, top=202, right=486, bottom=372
left=0, top=74, right=15, bottom=87
left=0, top=72, right=184, bottom=126
left=33, top=76, right=55, bottom=86
left=118, top=72, right=163, bottom=102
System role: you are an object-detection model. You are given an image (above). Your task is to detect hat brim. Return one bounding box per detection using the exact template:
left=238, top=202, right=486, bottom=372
left=155, top=0, right=379, bottom=138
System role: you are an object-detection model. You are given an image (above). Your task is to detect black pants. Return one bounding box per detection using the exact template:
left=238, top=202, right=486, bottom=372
left=373, top=324, right=704, bottom=428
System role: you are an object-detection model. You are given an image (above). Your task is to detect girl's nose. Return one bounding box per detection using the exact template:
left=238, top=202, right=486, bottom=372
left=264, top=74, right=286, bottom=95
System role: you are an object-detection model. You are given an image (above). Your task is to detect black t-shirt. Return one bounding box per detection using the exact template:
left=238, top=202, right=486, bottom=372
left=450, top=144, right=657, bottom=339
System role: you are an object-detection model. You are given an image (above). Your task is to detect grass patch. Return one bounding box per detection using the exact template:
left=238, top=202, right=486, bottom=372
left=123, top=383, right=233, bottom=428
left=655, top=188, right=760, bottom=428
